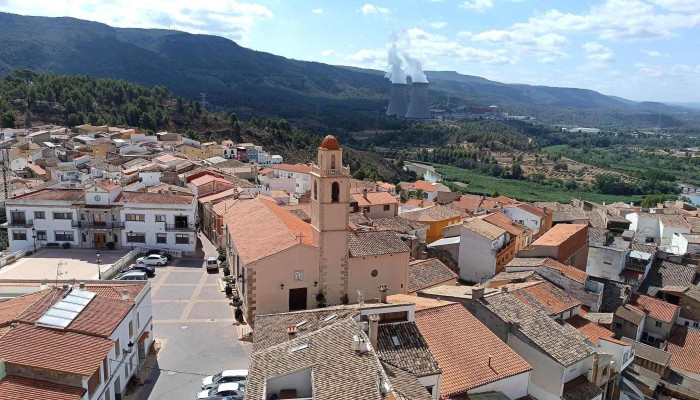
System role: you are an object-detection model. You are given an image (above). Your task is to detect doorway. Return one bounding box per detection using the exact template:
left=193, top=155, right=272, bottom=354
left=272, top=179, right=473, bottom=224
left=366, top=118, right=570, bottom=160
left=289, top=288, right=307, bottom=311
left=94, top=233, right=107, bottom=248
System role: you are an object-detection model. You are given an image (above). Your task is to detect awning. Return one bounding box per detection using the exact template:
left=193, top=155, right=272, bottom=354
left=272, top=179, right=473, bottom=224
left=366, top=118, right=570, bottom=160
left=138, top=331, right=149, bottom=344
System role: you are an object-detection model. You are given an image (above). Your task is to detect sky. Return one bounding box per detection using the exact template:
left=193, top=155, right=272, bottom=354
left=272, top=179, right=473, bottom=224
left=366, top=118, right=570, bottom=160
left=2, top=0, right=700, bottom=102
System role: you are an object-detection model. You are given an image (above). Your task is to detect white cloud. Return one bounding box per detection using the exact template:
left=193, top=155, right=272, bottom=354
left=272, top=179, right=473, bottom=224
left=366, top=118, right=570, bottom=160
left=460, top=0, right=494, bottom=11
left=634, top=63, right=700, bottom=79
left=311, top=8, right=323, bottom=14
left=396, top=28, right=512, bottom=65
left=642, top=49, right=668, bottom=57
left=429, top=21, right=448, bottom=29
left=583, top=41, right=616, bottom=63
left=321, top=49, right=337, bottom=56
left=457, top=30, right=473, bottom=38
left=472, top=30, right=567, bottom=60
left=360, top=4, right=389, bottom=15
left=0, top=0, right=272, bottom=43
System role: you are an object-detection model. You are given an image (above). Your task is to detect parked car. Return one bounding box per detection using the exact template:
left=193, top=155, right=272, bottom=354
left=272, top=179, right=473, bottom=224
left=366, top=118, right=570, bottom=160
left=197, top=383, right=244, bottom=399
left=205, top=257, right=219, bottom=272
left=201, top=370, right=248, bottom=390
left=145, top=249, right=171, bottom=262
left=123, top=264, right=156, bottom=277
left=136, top=254, right=168, bottom=266
left=196, top=395, right=243, bottom=400
left=117, top=271, right=148, bottom=281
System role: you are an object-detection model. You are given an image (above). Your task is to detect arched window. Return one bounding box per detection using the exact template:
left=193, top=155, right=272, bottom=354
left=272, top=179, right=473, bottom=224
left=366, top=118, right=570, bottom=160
left=331, top=182, right=340, bottom=203
left=313, top=181, right=318, bottom=200
left=331, top=155, right=336, bottom=170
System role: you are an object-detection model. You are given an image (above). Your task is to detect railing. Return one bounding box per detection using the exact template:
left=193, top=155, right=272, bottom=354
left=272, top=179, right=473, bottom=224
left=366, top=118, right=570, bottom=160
left=311, top=163, right=350, bottom=177
left=7, top=219, right=33, bottom=228
left=72, top=221, right=125, bottom=229
left=0, top=242, right=43, bottom=268
left=165, top=223, right=196, bottom=232
left=137, top=246, right=182, bottom=258
left=102, top=248, right=140, bottom=279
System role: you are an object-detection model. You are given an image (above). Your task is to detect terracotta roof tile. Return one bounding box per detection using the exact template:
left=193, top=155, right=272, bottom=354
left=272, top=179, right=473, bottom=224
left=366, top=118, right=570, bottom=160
left=482, top=212, right=526, bottom=236
left=687, top=217, right=700, bottom=233
left=666, top=325, right=700, bottom=375
left=0, top=375, right=85, bottom=400
left=567, top=315, right=615, bottom=345
left=386, top=294, right=456, bottom=311
left=403, top=198, right=436, bottom=208
left=225, top=197, right=316, bottom=265
left=348, top=230, right=409, bottom=257
left=638, top=259, right=696, bottom=297
left=0, top=323, right=114, bottom=376
left=10, top=188, right=84, bottom=202
left=115, top=191, right=194, bottom=205
left=67, top=296, right=134, bottom=337
left=409, top=180, right=444, bottom=192
left=621, top=338, right=671, bottom=366
left=452, top=194, right=483, bottom=213
left=96, top=179, right=120, bottom=191
left=0, top=290, right=51, bottom=327
left=532, top=224, right=587, bottom=247
left=351, top=191, right=398, bottom=207
left=511, top=281, right=581, bottom=316
left=630, top=294, right=679, bottom=323
left=190, top=174, right=235, bottom=188
left=198, top=188, right=237, bottom=204
left=462, top=218, right=506, bottom=241
left=85, top=283, right=145, bottom=301
left=541, top=258, right=588, bottom=284
left=415, top=303, right=531, bottom=397
left=615, top=305, right=645, bottom=325
left=376, top=321, right=441, bottom=377
left=408, top=258, right=458, bottom=293
left=271, top=163, right=312, bottom=174
left=400, top=205, right=462, bottom=222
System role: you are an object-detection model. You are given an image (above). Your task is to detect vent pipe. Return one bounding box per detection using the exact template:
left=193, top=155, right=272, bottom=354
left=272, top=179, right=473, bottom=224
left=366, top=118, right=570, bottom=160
left=378, top=284, right=388, bottom=304
left=122, top=288, right=130, bottom=301
left=405, top=82, right=431, bottom=119
left=386, top=83, right=409, bottom=117
left=368, top=314, right=379, bottom=350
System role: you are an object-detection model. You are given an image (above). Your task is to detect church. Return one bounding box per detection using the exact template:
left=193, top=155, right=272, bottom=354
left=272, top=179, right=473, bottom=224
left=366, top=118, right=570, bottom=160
left=224, top=135, right=411, bottom=321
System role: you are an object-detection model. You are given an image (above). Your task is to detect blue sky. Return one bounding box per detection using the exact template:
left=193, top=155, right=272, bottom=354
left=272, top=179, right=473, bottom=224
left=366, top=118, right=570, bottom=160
left=2, top=0, right=700, bottom=102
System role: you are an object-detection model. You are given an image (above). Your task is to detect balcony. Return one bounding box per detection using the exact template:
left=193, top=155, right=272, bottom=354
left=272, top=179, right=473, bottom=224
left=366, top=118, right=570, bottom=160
left=7, top=219, right=33, bottom=228
left=311, top=163, right=350, bottom=177
left=72, top=221, right=125, bottom=230
left=165, top=223, right=196, bottom=232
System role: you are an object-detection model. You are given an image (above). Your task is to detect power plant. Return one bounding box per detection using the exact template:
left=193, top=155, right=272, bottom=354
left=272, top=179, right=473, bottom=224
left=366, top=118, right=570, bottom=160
left=386, top=83, right=409, bottom=116
left=405, top=82, right=431, bottom=119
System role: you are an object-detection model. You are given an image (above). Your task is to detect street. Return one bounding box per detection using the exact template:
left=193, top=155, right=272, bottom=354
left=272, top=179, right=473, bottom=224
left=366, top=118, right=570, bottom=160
left=129, top=234, right=251, bottom=400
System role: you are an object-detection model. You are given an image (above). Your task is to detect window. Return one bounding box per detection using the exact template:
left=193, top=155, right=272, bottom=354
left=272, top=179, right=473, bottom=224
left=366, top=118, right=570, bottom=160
left=383, top=204, right=390, bottom=211
left=655, top=321, right=662, bottom=327
left=156, top=233, right=167, bottom=244
left=331, top=154, right=336, bottom=169
left=129, top=321, right=134, bottom=338
left=10, top=211, right=25, bottom=224
left=102, top=358, right=108, bottom=380
left=129, top=233, right=146, bottom=243
left=55, top=231, right=74, bottom=241
left=155, top=215, right=166, bottom=223
left=36, top=230, right=47, bottom=241
left=331, top=182, right=340, bottom=203
left=34, top=211, right=45, bottom=219
left=126, top=213, right=145, bottom=222
left=175, top=234, right=189, bottom=244
left=313, top=181, right=318, bottom=200
left=371, top=269, right=378, bottom=277
left=115, top=338, right=120, bottom=356
left=53, top=212, right=72, bottom=220
left=615, top=322, right=623, bottom=329
left=12, top=231, right=27, bottom=240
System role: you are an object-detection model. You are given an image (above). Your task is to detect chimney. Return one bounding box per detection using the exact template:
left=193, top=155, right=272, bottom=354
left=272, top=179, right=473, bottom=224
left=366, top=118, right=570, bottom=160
left=488, top=354, right=493, bottom=367
left=79, top=282, right=86, bottom=290
left=386, top=83, right=409, bottom=117
left=368, top=314, right=380, bottom=349
left=40, top=280, right=48, bottom=290
left=502, top=285, right=509, bottom=293
left=543, top=206, right=547, bottom=215
left=287, top=325, right=297, bottom=338
left=405, top=82, right=431, bottom=119
left=122, top=288, right=130, bottom=301
left=378, top=285, right=388, bottom=304
left=363, top=188, right=368, bottom=200
left=472, top=285, right=485, bottom=300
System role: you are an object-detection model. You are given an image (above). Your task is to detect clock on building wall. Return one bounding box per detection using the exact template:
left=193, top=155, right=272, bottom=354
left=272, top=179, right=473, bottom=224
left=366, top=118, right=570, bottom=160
left=94, top=195, right=101, bottom=201
left=294, top=270, right=304, bottom=281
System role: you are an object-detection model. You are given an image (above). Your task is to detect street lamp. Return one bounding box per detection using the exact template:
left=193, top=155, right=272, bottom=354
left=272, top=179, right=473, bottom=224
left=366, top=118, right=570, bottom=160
left=128, top=230, right=134, bottom=251
left=31, top=227, right=36, bottom=252
left=96, top=251, right=102, bottom=280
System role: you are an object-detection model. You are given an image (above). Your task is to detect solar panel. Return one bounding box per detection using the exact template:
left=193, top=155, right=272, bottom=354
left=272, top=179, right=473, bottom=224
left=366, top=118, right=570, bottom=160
left=35, top=289, right=96, bottom=330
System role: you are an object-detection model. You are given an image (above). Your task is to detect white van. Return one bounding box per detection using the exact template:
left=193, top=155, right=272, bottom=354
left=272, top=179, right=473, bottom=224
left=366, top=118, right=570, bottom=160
left=205, top=257, right=219, bottom=272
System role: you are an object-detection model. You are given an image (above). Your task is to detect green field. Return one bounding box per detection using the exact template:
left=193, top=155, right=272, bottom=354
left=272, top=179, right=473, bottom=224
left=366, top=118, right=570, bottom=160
left=434, top=164, right=645, bottom=204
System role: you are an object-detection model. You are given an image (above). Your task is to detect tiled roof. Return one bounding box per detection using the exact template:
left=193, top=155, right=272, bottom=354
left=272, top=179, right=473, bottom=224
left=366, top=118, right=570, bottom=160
left=386, top=294, right=456, bottom=311
left=562, top=376, right=604, bottom=400
left=532, top=223, right=587, bottom=247
left=348, top=230, right=409, bottom=257
left=656, top=213, right=691, bottom=229
left=288, top=208, right=311, bottom=222
left=115, top=191, right=194, bottom=205
left=372, top=216, right=428, bottom=234
left=67, top=296, right=134, bottom=337
left=590, top=277, right=631, bottom=313
left=252, top=307, right=359, bottom=351
left=351, top=191, right=398, bottom=207
left=582, top=312, right=614, bottom=325
left=667, top=325, right=700, bottom=375
left=0, top=290, right=51, bottom=327
left=621, top=337, right=671, bottom=366
left=638, top=259, right=697, bottom=297
left=96, top=179, right=120, bottom=191
left=414, top=303, right=532, bottom=397
left=482, top=212, right=526, bottom=236
left=225, top=197, right=316, bottom=265
left=408, top=258, right=458, bottom=293
left=271, top=163, right=312, bottom=174
left=511, top=281, right=581, bottom=316
left=615, top=305, right=645, bottom=325
left=10, top=188, right=85, bottom=202
left=190, top=174, right=235, bottom=188
left=588, top=227, right=608, bottom=244
left=630, top=242, right=658, bottom=253
left=452, top=194, right=483, bottom=213
left=410, top=180, right=443, bottom=192
left=380, top=361, right=433, bottom=400
left=418, top=285, right=499, bottom=300
left=197, top=188, right=237, bottom=204
left=684, top=285, right=700, bottom=303
left=506, top=257, right=548, bottom=268
left=567, top=315, right=615, bottom=345
left=541, top=258, right=588, bottom=284
left=462, top=218, right=506, bottom=241
left=0, top=323, right=114, bottom=376
left=400, top=205, right=462, bottom=222
left=376, top=322, right=441, bottom=377
left=687, top=216, right=700, bottom=233
left=622, top=364, right=661, bottom=392
left=481, top=292, right=595, bottom=365
left=630, top=294, right=679, bottom=323
left=85, top=283, right=145, bottom=301
left=0, top=375, right=85, bottom=400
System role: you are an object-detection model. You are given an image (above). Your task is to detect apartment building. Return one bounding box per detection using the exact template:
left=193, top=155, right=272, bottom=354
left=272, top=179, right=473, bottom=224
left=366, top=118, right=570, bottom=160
left=519, top=223, right=589, bottom=270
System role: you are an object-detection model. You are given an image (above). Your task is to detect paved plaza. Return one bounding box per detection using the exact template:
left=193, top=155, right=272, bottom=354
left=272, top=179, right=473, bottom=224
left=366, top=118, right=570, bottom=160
left=0, top=248, right=130, bottom=280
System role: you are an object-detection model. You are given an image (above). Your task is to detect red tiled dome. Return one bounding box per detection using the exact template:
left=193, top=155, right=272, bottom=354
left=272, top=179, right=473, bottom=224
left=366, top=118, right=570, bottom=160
left=320, top=135, right=340, bottom=150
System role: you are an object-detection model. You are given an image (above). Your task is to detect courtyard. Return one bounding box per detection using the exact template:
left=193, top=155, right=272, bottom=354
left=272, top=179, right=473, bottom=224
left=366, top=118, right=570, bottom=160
left=0, top=247, right=131, bottom=280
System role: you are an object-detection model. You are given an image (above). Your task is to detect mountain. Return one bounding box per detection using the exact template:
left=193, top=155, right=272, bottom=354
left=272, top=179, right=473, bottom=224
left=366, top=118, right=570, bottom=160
left=0, top=12, right=695, bottom=128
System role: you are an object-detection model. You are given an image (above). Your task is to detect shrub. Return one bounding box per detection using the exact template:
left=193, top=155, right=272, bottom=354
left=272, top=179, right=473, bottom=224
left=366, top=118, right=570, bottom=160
left=225, top=284, right=233, bottom=296
left=61, top=242, right=71, bottom=249
left=223, top=265, right=231, bottom=276
left=106, top=241, right=115, bottom=250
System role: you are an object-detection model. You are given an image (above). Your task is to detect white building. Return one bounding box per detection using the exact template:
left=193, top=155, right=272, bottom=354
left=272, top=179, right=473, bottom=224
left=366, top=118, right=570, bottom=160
left=270, top=164, right=312, bottom=195
left=625, top=212, right=690, bottom=247
left=4, top=181, right=197, bottom=254
left=458, top=218, right=508, bottom=283
left=670, top=232, right=700, bottom=255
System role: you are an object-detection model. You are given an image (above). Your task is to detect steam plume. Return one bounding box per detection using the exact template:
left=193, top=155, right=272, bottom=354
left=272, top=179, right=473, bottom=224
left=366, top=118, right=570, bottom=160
left=386, top=42, right=406, bottom=84
left=402, top=52, right=428, bottom=84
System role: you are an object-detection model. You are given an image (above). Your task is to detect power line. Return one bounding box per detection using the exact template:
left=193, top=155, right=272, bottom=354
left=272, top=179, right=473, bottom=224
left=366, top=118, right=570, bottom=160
left=108, top=359, right=208, bottom=377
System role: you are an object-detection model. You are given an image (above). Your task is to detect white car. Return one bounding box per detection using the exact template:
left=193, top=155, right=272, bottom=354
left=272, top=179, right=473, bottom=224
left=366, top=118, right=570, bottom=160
left=197, top=382, right=244, bottom=399
left=136, top=254, right=168, bottom=266
left=201, top=370, right=248, bottom=389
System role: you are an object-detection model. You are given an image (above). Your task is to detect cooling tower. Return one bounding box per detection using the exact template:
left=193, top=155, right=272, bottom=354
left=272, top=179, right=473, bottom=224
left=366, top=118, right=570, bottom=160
left=386, top=83, right=409, bottom=116
left=405, top=82, right=431, bottom=119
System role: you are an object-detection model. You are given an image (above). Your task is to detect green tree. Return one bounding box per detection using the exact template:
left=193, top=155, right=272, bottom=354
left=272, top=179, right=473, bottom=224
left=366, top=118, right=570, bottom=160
left=23, top=109, right=32, bottom=129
